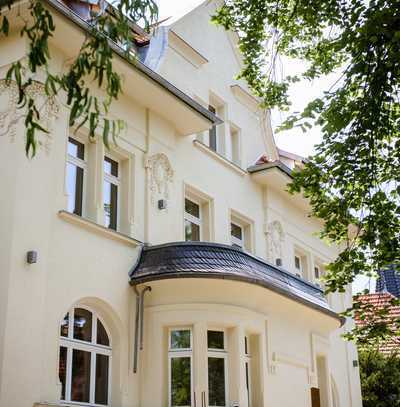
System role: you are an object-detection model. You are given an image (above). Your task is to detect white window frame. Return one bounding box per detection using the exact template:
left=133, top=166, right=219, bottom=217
left=207, top=329, right=228, bottom=407
left=313, top=263, right=325, bottom=288
left=230, top=222, right=244, bottom=249
left=67, top=137, right=87, bottom=216
left=168, top=328, right=193, bottom=407
left=244, top=335, right=251, bottom=407
left=294, top=254, right=304, bottom=278
left=59, top=305, right=112, bottom=407
left=103, top=155, right=121, bottom=230
left=184, top=197, right=202, bottom=241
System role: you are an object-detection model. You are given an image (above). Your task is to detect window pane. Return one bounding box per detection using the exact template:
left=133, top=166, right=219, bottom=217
left=295, top=256, right=301, bottom=270
left=208, top=331, right=224, bottom=349
left=68, top=138, right=84, bottom=160
left=185, top=220, right=200, bottom=242
left=170, top=330, right=191, bottom=349
left=67, top=163, right=84, bottom=216
left=231, top=223, right=242, bottom=240
left=171, top=357, right=191, bottom=407
left=95, top=354, right=109, bottom=405
left=60, top=313, right=69, bottom=337
left=71, top=349, right=91, bottom=403
left=185, top=199, right=200, bottom=218
left=104, top=181, right=118, bottom=230
left=208, top=357, right=226, bottom=407
left=104, top=156, right=118, bottom=177
left=73, top=308, right=92, bottom=342
left=59, top=346, right=67, bottom=400
left=97, top=319, right=110, bottom=346
left=208, top=105, right=217, bottom=152
left=209, top=126, right=217, bottom=151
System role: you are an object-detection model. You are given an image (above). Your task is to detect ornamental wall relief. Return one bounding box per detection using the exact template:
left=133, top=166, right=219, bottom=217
left=266, top=220, right=285, bottom=264
left=145, top=153, right=174, bottom=205
left=0, top=79, right=59, bottom=152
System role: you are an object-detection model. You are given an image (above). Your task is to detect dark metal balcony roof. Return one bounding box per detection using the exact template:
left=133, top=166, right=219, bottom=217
left=129, top=242, right=342, bottom=324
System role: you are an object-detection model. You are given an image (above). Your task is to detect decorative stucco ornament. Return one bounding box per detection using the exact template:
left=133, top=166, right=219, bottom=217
left=145, top=153, right=174, bottom=204
left=266, top=220, right=285, bottom=264
left=0, top=79, right=59, bottom=152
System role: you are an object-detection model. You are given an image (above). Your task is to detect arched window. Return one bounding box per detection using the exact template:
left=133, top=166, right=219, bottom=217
left=59, top=306, right=111, bottom=406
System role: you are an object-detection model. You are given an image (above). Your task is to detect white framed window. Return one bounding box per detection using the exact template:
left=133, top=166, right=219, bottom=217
left=294, top=254, right=304, bottom=278
left=66, top=137, right=86, bottom=216
left=231, top=222, right=244, bottom=249
left=103, top=156, right=120, bottom=230
left=168, top=328, right=193, bottom=407
left=208, top=93, right=226, bottom=154
left=184, top=198, right=201, bottom=241
left=228, top=124, right=241, bottom=166
left=59, top=306, right=111, bottom=406
left=313, top=263, right=325, bottom=287
left=208, top=104, right=217, bottom=152
left=244, top=335, right=251, bottom=407
left=230, top=210, right=254, bottom=253
left=207, top=330, right=228, bottom=407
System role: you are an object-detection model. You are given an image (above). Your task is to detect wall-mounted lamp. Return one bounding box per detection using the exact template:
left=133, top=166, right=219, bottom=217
left=275, top=258, right=282, bottom=267
left=26, top=250, right=38, bottom=264
left=158, top=199, right=167, bottom=210
left=353, top=360, right=359, bottom=367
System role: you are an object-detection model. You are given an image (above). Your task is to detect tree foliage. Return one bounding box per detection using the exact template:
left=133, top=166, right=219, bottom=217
left=0, top=0, right=158, bottom=156
left=213, top=0, right=400, bottom=340
left=359, top=349, right=400, bottom=407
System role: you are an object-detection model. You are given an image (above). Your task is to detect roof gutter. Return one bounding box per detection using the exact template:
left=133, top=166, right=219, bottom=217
left=247, top=161, right=294, bottom=178
left=43, top=0, right=222, bottom=126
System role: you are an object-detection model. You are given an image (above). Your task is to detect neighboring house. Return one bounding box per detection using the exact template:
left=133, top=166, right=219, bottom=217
left=355, top=293, right=400, bottom=354
left=376, top=265, right=400, bottom=298
left=0, top=1, right=362, bottom=407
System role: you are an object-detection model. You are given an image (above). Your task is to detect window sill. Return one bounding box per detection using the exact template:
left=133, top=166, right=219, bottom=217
left=58, top=210, right=142, bottom=247
left=193, top=140, right=247, bottom=176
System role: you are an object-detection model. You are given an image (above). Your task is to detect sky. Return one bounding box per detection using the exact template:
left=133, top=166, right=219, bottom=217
left=159, top=0, right=375, bottom=294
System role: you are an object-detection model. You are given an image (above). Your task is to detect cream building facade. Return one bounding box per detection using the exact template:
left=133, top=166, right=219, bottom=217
left=0, top=1, right=362, bottom=407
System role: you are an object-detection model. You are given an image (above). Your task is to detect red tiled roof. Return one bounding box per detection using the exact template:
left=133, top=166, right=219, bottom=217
left=355, top=293, right=400, bottom=354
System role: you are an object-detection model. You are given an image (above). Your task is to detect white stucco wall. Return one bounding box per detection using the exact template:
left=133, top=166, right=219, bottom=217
left=0, top=2, right=362, bottom=407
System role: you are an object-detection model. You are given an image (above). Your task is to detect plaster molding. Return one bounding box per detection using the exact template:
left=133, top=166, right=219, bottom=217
left=272, top=351, right=313, bottom=382
left=146, top=302, right=268, bottom=320
left=310, top=332, right=331, bottom=375
left=266, top=220, right=285, bottom=263
left=0, top=79, right=59, bottom=152
left=58, top=210, right=141, bottom=247
left=145, top=152, right=174, bottom=205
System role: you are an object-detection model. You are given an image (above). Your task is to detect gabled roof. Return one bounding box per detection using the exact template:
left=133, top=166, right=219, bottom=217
left=129, top=241, right=342, bottom=324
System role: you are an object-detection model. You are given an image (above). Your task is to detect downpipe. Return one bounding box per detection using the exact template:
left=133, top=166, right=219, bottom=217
left=133, top=285, right=152, bottom=373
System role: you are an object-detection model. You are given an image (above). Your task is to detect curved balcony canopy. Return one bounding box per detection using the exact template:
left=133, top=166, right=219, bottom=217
left=129, top=242, right=342, bottom=324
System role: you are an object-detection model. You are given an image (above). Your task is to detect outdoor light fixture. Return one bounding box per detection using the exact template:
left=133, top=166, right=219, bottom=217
left=26, top=250, right=38, bottom=264
left=158, top=199, right=167, bottom=210
left=275, top=258, right=282, bottom=267
left=353, top=360, right=359, bottom=367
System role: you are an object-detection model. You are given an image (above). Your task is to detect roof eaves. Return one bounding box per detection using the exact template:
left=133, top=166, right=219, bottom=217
left=247, top=161, right=294, bottom=179
left=129, top=241, right=343, bottom=326
left=44, top=0, right=222, bottom=126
